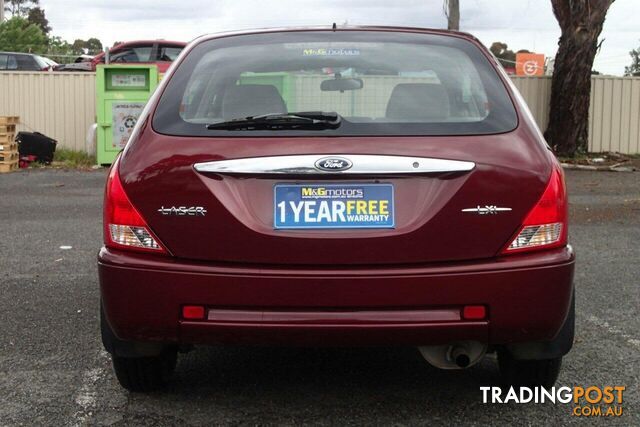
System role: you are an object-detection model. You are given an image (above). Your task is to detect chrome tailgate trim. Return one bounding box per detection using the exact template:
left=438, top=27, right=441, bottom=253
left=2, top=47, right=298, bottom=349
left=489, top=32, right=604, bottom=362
left=194, top=155, right=475, bottom=175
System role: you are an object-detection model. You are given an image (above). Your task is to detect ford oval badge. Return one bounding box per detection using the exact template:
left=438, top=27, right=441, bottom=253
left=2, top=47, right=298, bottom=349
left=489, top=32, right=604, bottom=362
left=314, top=156, right=353, bottom=172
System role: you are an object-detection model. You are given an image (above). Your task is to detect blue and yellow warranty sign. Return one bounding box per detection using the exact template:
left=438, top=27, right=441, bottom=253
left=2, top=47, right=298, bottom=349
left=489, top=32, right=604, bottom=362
left=274, top=184, right=395, bottom=229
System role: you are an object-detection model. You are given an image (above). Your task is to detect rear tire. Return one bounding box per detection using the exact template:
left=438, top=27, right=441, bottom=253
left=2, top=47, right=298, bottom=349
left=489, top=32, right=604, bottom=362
left=101, top=302, right=178, bottom=391
left=112, top=349, right=178, bottom=392
left=498, top=350, right=562, bottom=388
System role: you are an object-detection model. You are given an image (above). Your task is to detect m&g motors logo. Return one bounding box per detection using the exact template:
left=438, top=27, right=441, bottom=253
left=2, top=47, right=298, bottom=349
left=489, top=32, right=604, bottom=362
left=480, top=386, right=625, bottom=417
left=300, top=186, right=363, bottom=199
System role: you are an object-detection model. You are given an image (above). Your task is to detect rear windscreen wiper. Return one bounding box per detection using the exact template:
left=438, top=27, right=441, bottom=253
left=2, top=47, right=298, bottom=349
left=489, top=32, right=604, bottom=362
left=206, top=111, right=342, bottom=130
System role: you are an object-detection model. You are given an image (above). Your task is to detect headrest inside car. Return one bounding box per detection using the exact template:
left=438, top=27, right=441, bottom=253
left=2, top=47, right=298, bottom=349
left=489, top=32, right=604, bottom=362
left=386, top=83, right=451, bottom=121
left=221, top=84, right=287, bottom=119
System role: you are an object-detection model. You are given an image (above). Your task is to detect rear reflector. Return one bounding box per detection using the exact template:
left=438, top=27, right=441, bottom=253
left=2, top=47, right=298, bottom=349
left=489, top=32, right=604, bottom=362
left=503, top=166, right=568, bottom=254
left=104, top=157, right=166, bottom=254
left=462, top=305, right=486, bottom=320
left=182, top=305, right=206, bottom=320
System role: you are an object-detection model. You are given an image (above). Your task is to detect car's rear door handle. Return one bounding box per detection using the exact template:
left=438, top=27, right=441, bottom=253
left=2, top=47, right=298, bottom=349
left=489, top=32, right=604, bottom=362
left=193, top=155, right=475, bottom=175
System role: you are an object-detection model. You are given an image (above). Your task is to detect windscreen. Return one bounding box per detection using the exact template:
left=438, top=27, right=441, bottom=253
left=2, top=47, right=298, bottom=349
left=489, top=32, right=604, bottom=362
left=153, top=31, right=518, bottom=136
left=34, top=55, right=57, bottom=68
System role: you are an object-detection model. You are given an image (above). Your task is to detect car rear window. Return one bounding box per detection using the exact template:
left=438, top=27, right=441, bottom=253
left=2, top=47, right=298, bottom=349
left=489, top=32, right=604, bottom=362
left=158, top=45, right=183, bottom=61
left=153, top=31, right=518, bottom=137
left=111, top=46, right=153, bottom=63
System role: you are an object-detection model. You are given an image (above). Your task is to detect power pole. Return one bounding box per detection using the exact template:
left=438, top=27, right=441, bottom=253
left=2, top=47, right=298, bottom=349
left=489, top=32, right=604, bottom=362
left=0, top=0, right=5, bottom=22
left=445, top=0, right=460, bottom=31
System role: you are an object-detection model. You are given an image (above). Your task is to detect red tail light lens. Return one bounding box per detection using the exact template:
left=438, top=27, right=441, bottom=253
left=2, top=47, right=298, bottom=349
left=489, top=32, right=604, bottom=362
left=462, top=305, right=487, bottom=320
left=182, top=305, right=206, bottom=320
left=503, top=166, right=568, bottom=254
left=104, top=158, right=167, bottom=254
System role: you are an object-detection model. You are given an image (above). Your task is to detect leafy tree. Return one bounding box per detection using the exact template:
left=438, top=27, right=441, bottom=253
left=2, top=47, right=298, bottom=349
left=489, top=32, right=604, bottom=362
left=490, top=42, right=516, bottom=69
left=46, top=35, right=74, bottom=63
left=625, top=42, right=640, bottom=76
left=4, top=0, right=39, bottom=18
left=85, top=38, right=103, bottom=55
left=72, top=38, right=87, bottom=55
left=545, top=0, right=615, bottom=157
left=27, top=6, right=50, bottom=35
left=44, top=36, right=104, bottom=63
left=69, top=38, right=104, bottom=55
left=0, top=16, right=47, bottom=53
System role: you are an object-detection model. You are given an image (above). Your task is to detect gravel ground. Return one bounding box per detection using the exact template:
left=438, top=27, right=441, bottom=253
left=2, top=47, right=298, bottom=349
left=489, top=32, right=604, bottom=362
left=0, top=168, right=638, bottom=426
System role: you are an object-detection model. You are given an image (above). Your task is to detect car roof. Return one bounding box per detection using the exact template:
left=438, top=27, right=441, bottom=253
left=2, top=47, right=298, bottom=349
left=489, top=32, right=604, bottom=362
left=114, top=40, right=187, bottom=48
left=0, top=51, right=38, bottom=56
left=91, top=40, right=187, bottom=61
left=191, top=25, right=482, bottom=45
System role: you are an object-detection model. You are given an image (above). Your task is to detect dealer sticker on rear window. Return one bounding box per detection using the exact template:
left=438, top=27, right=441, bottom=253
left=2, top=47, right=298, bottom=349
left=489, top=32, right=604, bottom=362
left=274, top=184, right=394, bottom=229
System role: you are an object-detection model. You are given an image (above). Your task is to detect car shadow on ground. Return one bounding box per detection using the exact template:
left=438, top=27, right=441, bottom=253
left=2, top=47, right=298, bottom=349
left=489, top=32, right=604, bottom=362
left=138, top=346, right=503, bottom=409
left=116, top=346, right=555, bottom=425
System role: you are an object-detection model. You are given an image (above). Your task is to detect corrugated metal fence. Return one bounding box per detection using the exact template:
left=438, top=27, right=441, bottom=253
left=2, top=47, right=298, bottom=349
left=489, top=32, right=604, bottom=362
left=589, top=77, right=640, bottom=154
left=0, top=72, right=639, bottom=153
left=511, top=76, right=640, bottom=154
left=0, top=72, right=96, bottom=152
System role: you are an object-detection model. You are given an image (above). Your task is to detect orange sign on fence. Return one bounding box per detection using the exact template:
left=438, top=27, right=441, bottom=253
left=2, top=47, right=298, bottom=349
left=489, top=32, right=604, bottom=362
left=516, top=53, right=545, bottom=76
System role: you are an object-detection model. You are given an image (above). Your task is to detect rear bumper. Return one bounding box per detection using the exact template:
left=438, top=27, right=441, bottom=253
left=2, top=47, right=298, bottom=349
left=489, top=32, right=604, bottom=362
left=98, top=246, right=575, bottom=347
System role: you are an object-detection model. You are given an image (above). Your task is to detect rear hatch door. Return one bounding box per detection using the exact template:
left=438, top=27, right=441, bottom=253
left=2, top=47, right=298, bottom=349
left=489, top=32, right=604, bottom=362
left=119, top=130, right=551, bottom=265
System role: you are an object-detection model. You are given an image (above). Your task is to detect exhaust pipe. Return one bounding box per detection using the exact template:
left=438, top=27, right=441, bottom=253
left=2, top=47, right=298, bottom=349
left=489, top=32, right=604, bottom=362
left=419, top=341, right=487, bottom=370
left=451, top=347, right=471, bottom=368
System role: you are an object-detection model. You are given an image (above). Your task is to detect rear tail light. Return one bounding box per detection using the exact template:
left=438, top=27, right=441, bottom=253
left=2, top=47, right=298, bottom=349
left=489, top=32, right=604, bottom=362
left=503, top=166, right=568, bottom=254
left=182, top=305, right=206, bottom=320
left=462, top=305, right=487, bottom=320
left=104, top=158, right=167, bottom=254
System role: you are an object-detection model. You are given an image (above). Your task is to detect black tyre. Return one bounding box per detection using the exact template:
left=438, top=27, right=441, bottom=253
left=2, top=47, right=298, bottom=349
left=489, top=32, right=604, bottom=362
left=498, top=350, right=562, bottom=388
left=112, top=349, right=178, bottom=392
left=101, top=302, right=177, bottom=391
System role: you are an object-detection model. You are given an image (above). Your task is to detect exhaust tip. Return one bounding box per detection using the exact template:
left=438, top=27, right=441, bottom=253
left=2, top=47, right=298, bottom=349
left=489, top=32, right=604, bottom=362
left=419, top=340, right=487, bottom=370
left=455, top=353, right=471, bottom=368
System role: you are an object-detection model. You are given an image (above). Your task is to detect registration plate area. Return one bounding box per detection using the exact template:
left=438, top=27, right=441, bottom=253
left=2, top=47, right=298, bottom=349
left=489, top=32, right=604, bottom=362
left=274, top=184, right=394, bottom=229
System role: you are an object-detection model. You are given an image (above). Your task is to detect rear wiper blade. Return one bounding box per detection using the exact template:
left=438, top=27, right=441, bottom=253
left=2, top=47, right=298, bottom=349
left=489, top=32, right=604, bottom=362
left=206, top=111, right=341, bottom=130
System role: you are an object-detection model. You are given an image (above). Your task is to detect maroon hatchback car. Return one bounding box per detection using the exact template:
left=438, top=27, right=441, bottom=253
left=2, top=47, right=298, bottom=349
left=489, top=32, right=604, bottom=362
left=99, top=26, right=575, bottom=392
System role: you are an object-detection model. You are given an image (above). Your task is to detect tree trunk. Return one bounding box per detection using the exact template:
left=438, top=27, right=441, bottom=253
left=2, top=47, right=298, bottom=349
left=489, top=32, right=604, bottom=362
left=545, top=0, right=614, bottom=157
left=447, top=0, right=460, bottom=31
